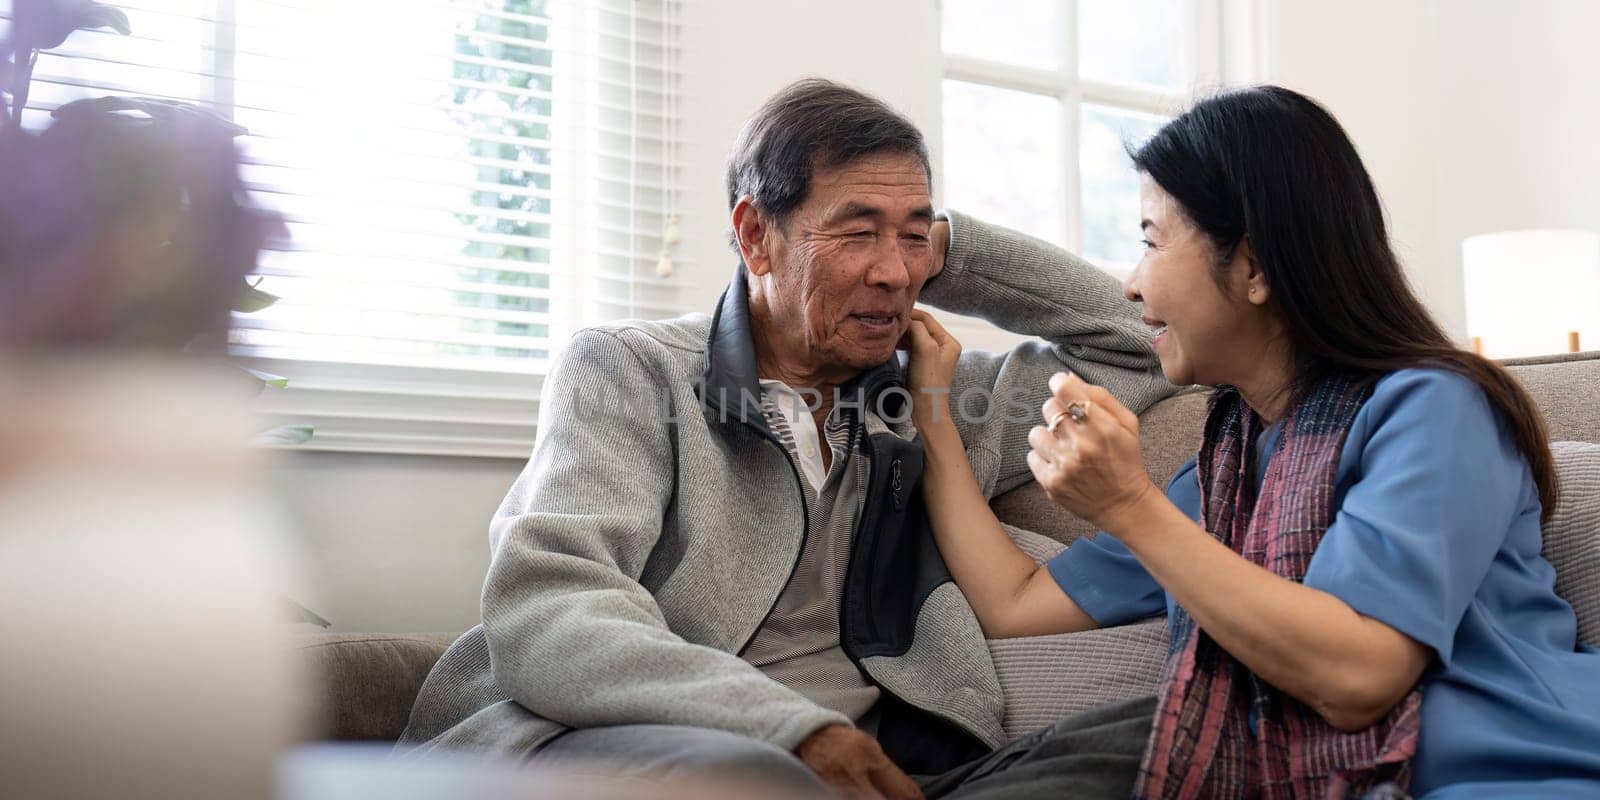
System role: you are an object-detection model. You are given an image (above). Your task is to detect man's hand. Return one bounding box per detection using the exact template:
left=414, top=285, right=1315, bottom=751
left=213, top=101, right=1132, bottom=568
left=795, top=724, right=924, bottom=799
left=928, top=219, right=949, bottom=281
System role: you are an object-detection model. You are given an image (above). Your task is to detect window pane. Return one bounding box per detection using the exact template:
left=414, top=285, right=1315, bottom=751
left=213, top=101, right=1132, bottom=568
left=941, top=0, right=1059, bottom=71
left=1080, top=104, right=1167, bottom=269
left=942, top=81, right=1065, bottom=246
left=225, top=0, right=558, bottom=369
left=6, top=0, right=681, bottom=375
left=1078, top=0, right=1185, bottom=91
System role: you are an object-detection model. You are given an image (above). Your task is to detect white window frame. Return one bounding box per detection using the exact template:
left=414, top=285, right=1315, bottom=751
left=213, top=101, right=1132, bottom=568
left=939, top=0, right=1224, bottom=276
left=229, top=1, right=689, bottom=460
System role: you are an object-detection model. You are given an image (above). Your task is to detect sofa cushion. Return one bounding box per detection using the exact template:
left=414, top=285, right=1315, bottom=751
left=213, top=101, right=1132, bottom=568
left=988, top=525, right=1166, bottom=741
left=295, top=632, right=457, bottom=741
left=1547, top=441, right=1600, bottom=647
left=990, top=619, right=1168, bottom=742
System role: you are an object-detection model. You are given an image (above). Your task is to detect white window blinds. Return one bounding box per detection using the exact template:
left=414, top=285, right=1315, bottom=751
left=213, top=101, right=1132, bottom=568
left=6, top=0, right=689, bottom=457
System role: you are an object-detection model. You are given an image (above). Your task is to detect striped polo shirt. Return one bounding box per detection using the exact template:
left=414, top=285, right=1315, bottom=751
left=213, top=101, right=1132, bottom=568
left=740, top=379, right=880, bottom=722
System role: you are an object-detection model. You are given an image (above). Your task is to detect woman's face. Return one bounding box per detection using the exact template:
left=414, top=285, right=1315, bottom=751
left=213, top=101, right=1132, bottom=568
left=1123, top=174, right=1258, bottom=388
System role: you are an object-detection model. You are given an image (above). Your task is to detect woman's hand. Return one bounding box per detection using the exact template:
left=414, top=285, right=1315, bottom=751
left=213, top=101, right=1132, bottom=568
left=1026, top=372, right=1158, bottom=532
left=901, top=309, right=961, bottom=434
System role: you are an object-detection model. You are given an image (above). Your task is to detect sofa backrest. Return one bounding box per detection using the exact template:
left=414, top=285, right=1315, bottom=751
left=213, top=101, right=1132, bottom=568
left=1498, top=351, right=1600, bottom=446
left=992, top=351, right=1600, bottom=545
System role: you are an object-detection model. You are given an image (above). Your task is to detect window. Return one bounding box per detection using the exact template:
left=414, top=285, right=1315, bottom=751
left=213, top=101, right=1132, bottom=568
left=6, top=0, right=686, bottom=456
left=940, top=0, right=1221, bottom=278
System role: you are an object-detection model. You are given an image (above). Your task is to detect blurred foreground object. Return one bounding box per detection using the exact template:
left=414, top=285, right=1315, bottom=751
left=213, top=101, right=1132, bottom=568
left=0, top=94, right=277, bottom=351
left=2, top=5, right=316, bottom=797
left=0, top=358, right=309, bottom=799
left=1464, top=229, right=1600, bottom=358
left=2, top=0, right=279, bottom=352
left=280, top=743, right=826, bottom=800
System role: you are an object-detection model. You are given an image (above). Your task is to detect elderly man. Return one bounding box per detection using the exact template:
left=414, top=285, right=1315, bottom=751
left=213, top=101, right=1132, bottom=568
left=399, top=79, right=1172, bottom=798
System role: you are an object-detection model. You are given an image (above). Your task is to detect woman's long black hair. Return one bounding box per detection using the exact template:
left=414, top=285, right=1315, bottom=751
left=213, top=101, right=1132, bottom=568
left=1132, top=85, right=1558, bottom=520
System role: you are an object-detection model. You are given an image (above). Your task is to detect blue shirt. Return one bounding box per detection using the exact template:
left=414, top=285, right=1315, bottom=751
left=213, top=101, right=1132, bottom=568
left=1046, top=368, right=1600, bottom=798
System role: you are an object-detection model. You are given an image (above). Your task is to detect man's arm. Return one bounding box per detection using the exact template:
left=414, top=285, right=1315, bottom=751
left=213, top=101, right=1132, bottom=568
left=480, top=329, right=849, bottom=751
left=917, top=209, right=1176, bottom=496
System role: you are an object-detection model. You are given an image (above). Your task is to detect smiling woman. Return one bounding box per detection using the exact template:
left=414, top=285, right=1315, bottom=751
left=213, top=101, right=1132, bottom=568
left=902, top=85, right=1600, bottom=799
left=1128, top=172, right=1286, bottom=405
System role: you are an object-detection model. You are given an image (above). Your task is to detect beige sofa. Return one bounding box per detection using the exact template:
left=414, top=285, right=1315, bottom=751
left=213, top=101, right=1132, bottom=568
left=296, top=352, right=1600, bottom=745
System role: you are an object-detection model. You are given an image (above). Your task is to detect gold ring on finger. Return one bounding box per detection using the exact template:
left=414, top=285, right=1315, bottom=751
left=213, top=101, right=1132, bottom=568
left=1046, top=411, right=1071, bottom=434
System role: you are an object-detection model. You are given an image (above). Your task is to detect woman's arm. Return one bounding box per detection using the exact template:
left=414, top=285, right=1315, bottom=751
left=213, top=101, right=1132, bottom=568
left=1102, top=492, right=1430, bottom=732
left=905, top=310, right=1098, bottom=639
left=1030, top=373, right=1430, bottom=732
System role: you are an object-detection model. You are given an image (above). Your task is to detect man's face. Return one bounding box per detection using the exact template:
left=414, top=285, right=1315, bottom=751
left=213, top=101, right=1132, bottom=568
left=755, top=151, right=935, bottom=372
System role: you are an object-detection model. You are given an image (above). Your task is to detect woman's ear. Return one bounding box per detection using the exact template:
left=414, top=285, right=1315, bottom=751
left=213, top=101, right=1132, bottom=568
left=1234, top=235, right=1270, bottom=307
left=732, top=196, right=773, bottom=277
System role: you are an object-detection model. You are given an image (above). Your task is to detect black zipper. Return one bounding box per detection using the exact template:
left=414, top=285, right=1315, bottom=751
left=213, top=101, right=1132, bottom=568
left=854, top=452, right=904, bottom=651
left=838, top=428, right=892, bottom=686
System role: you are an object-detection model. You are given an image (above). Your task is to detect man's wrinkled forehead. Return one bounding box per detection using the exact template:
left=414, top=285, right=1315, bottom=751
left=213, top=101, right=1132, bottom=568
left=818, top=200, right=936, bottom=230
left=807, top=153, right=935, bottom=227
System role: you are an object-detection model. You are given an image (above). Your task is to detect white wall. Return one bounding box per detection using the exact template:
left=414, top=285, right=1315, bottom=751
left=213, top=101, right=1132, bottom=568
left=278, top=0, right=1600, bottom=633
left=1431, top=0, right=1600, bottom=341
left=274, top=451, right=517, bottom=633
left=1261, top=0, right=1600, bottom=339
left=1260, top=0, right=1448, bottom=326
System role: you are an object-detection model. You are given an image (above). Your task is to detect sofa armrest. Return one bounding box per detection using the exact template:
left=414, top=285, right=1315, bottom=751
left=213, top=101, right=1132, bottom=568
left=294, top=632, right=458, bottom=742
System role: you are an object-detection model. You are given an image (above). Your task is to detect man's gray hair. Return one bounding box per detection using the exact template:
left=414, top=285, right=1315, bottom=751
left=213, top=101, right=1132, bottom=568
left=725, top=79, right=931, bottom=246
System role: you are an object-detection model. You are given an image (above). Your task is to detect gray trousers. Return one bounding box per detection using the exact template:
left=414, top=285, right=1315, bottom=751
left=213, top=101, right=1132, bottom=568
left=535, top=695, right=1157, bottom=799
left=538, top=723, right=830, bottom=794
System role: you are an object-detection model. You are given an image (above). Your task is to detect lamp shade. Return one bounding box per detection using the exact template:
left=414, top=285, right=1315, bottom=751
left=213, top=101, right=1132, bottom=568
left=1462, top=229, right=1600, bottom=358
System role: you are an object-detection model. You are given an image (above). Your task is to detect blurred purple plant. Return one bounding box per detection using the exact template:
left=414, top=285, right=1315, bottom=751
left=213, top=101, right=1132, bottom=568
left=3, top=0, right=129, bottom=131
left=0, top=0, right=283, bottom=352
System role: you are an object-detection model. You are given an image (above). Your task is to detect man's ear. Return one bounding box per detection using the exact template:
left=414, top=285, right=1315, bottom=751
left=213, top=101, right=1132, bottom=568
left=732, top=196, right=774, bottom=277
left=1234, top=235, right=1270, bottom=307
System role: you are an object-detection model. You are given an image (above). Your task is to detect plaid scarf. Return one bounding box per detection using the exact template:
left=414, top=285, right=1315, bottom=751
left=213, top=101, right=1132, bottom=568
left=1134, top=373, right=1424, bottom=800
